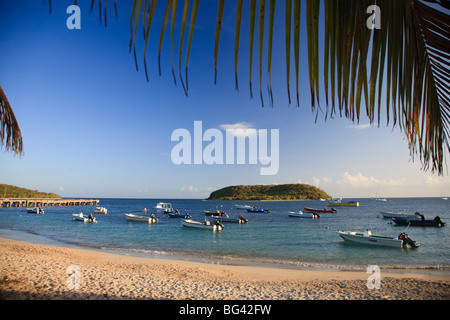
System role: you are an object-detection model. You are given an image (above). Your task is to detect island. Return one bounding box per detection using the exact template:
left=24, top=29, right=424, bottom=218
left=0, top=184, right=60, bottom=199
left=206, top=184, right=332, bottom=201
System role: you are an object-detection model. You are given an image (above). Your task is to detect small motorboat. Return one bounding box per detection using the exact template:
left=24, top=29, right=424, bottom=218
left=337, top=230, right=420, bottom=248
left=327, top=200, right=359, bottom=207
left=288, top=211, right=320, bottom=219
left=392, top=216, right=446, bottom=227
left=93, top=207, right=108, bottom=214
left=204, top=210, right=228, bottom=217
left=304, top=207, right=337, bottom=213
left=27, top=207, right=44, bottom=214
left=125, top=213, right=158, bottom=223
left=154, top=202, right=174, bottom=214
left=234, top=204, right=253, bottom=210
left=380, top=211, right=420, bottom=219
left=181, top=219, right=224, bottom=231
left=72, top=213, right=97, bottom=223
left=246, top=206, right=270, bottom=213
left=168, top=212, right=192, bottom=219
left=215, top=215, right=248, bottom=224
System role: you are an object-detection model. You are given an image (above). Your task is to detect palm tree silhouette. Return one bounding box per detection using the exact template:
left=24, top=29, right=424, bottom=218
left=1, top=0, right=449, bottom=175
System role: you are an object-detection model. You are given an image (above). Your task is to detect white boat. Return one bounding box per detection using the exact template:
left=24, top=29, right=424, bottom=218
left=337, top=230, right=419, bottom=248
left=234, top=204, right=252, bottom=210
left=125, top=213, right=158, bottom=223
left=154, top=202, right=174, bottom=213
left=93, top=207, right=107, bottom=214
left=181, top=219, right=224, bottom=231
left=72, top=213, right=97, bottom=223
left=380, top=211, right=420, bottom=219
left=328, top=198, right=342, bottom=204
left=27, top=207, right=44, bottom=214
left=288, top=211, right=320, bottom=219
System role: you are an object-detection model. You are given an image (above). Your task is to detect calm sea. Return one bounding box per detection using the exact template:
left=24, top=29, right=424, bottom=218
left=1, top=198, right=449, bottom=271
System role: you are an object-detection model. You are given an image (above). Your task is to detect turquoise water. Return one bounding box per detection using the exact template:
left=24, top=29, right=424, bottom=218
left=0, top=198, right=449, bottom=270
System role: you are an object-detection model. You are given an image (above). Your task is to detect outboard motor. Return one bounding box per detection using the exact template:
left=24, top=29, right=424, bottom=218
left=214, top=220, right=224, bottom=229
left=398, top=232, right=420, bottom=248
left=434, top=216, right=446, bottom=227
left=238, top=215, right=248, bottom=224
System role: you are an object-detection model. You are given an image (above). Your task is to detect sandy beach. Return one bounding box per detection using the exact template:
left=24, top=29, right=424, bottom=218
left=0, top=236, right=449, bottom=300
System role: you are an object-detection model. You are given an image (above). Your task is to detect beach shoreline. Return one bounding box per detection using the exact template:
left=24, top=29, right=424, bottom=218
left=1, top=236, right=449, bottom=300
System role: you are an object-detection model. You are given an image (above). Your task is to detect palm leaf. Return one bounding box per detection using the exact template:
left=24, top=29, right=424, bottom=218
left=158, top=0, right=174, bottom=76
left=249, top=0, right=256, bottom=99
left=267, top=0, right=275, bottom=107
left=0, top=86, right=23, bottom=156
left=234, top=0, right=244, bottom=91
left=293, top=0, right=301, bottom=107
left=258, top=0, right=265, bottom=106
left=185, top=0, right=199, bottom=91
left=178, top=0, right=190, bottom=96
left=285, top=0, right=292, bottom=105
left=214, top=0, right=225, bottom=85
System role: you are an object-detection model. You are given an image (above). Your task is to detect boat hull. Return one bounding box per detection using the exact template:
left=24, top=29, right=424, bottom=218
left=337, top=231, right=403, bottom=248
left=181, top=219, right=223, bottom=231
left=380, top=211, right=418, bottom=219
left=125, top=214, right=158, bottom=223
left=327, top=202, right=359, bottom=207
left=288, top=211, right=320, bottom=219
left=215, top=216, right=248, bottom=224
left=204, top=210, right=228, bottom=217
left=392, top=218, right=445, bottom=227
left=304, top=207, right=336, bottom=213
left=72, top=213, right=96, bottom=223
left=93, top=207, right=107, bottom=214
left=168, top=213, right=191, bottom=219
left=27, top=208, right=43, bottom=214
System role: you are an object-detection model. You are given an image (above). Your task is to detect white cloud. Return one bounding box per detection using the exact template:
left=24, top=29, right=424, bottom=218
left=337, top=172, right=406, bottom=188
left=219, top=122, right=257, bottom=136
left=180, top=186, right=199, bottom=193
left=345, top=123, right=373, bottom=130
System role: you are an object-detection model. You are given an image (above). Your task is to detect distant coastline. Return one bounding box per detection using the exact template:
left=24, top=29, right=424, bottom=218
left=0, top=184, right=60, bottom=199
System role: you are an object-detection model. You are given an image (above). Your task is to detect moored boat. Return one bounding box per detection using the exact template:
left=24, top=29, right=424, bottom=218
left=380, top=211, right=420, bottom=219
left=234, top=204, right=253, bottom=210
left=327, top=200, right=359, bottom=207
left=93, top=207, right=107, bottom=214
left=27, top=207, right=44, bottom=214
left=304, top=207, right=337, bottom=213
left=204, top=210, right=228, bottom=217
left=337, top=230, right=419, bottom=248
left=168, top=212, right=192, bottom=219
left=72, top=213, right=97, bottom=223
left=215, top=215, right=248, bottom=224
left=392, top=216, right=446, bottom=227
left=181, top=219, right=224, bottom=231
left=154, top=202, right=174, bottom=213
left=288, top=211, right=320, bottom=218
left=125, top=213, right=158, bottom=223
left=246, top=206, right=270, bottom=213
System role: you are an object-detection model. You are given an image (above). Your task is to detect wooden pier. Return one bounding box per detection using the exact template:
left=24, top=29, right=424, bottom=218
left=0, top=198, right=100, bottom=208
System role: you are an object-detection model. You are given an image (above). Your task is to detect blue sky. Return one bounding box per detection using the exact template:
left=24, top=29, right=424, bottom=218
left=1, top=0, right=449, bottom=199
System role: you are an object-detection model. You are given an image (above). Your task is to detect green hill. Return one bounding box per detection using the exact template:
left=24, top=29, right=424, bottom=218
left=0, top=184, right=60, bottom=199
left=206, top=184, right=331, bottom=201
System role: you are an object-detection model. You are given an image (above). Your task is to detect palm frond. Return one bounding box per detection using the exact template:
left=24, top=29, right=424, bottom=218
left=0, top=86, right=23, bottom=156
left=38, top=0, right=450, bottom=175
